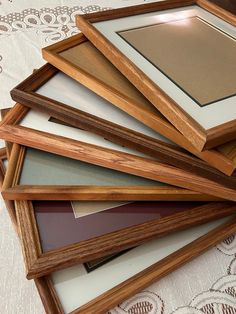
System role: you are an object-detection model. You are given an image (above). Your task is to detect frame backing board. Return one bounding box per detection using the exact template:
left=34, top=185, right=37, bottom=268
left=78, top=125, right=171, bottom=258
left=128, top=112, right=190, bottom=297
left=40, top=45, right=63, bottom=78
left=76, top=0, right=236, bottom=151
left=42, top=33, right=236, bottom=176
left=1, top=105, right=236, bottom=201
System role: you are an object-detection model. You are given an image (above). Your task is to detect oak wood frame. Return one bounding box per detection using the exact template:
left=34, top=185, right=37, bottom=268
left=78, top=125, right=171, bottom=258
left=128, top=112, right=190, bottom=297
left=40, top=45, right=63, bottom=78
left=76, top=0, right=236, bottom=152
left=0, top=147, right=18, bottom=232
left=1, top=108, right=13, bottom=158
left=1, top=146, right=236, bottom=314
left=35, top=217, right=236, bottom=314
left=1, top=157, right=236, bottom=314
left=42, top=33, right=236, bottom=177
left=2, top=142, right=219, bottom=201
left=16, top=199, right=236, bottom=279
left=0, top=145, right=61, bottom=311
left=9, top=63, right=236, bottom=183
left=2, top=106, right=236, bottom=201
left=0, top=147, right=7, bottom=179
left=0, top=110, right=18, bottom=231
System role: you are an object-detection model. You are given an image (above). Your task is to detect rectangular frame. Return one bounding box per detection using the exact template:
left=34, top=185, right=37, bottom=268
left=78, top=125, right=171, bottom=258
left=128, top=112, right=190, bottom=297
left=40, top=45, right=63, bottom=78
left=1, top=106, right=236, bottom=201
left=42, top=33, right=236, bottom=176
left=11, top=61, right=231, bottom=181
left=2, top=142, right=217, bottom=201
left=1, top=145, right=236, bottom=313
left=34, top=217, right=236, bottom=313
left=16, top=199, right=236, bottom=279
left=76, top=0, right=236, bottom=152
left=9, top=63, right=236, bottom=182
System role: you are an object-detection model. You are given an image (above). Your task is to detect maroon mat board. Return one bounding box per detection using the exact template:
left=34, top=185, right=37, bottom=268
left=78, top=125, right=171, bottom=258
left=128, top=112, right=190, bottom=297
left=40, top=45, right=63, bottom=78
left=34, top=201, right=204, bottom=252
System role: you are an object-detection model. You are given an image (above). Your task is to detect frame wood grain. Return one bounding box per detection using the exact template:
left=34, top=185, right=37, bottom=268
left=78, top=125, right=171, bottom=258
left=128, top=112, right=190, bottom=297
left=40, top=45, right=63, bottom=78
left=0, top=109, right=18, bottom=231
left=1, top=144, right=236, bottom=314
left=1, top=106, right=236, bottom=201
left=0, top=147, right=7, bottom=187
left=15, top=199, right=236, bottom=279
left=76, top=0, right=236, bottom=152
left=42, top=33, right=236, bottom=177
left=1, top=108, right=13, bottom=158
left=9, top=63, right=236, bottom=183
left=35, top=216, right=236, bottom=314
left=2, top=142, right=219, bottom=201
left=2, top=166, right=236, bottom=314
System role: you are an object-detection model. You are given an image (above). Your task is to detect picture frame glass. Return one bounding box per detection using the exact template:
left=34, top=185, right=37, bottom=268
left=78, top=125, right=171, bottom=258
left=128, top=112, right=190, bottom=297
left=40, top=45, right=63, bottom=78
left=93, top=5, right=236, bottom=130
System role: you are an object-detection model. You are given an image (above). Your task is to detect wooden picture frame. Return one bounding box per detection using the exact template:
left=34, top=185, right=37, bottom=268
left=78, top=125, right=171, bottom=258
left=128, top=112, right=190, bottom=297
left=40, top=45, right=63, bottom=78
left=76, top=0, right=236, bottom=152
left=0, top=147, right=7, bottom=179
left=0, top=146, right=18, bottom=232
left=42, top=33, right=236, bottom=177
left=1, top=108, right=13, bottom=158
left=1, top=105, right=236, bottom=201
left=32, top=217, right=236, bottom=313
left=0, top=160, right=18, bottom=226
left=0, top=107, right=17, bottom=231
left=1, top=142, right=236, bottom=314
left=2, top=142, right=220, bottom=201
left=2, top=176, right=236, bottom=314
left=16, top=199, right=236, bottom=279
left=9, top=63, right=236, bottom=181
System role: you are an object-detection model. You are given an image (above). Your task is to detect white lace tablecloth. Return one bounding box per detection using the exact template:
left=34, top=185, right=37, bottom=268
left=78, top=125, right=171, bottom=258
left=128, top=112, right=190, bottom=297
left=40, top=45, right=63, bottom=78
left=0, top=0, right=236, bottom=313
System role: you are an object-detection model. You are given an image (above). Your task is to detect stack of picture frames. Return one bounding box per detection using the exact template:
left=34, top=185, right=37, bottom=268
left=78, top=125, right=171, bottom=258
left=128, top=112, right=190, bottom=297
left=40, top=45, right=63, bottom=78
left=0, top=0, right=236, bottom=313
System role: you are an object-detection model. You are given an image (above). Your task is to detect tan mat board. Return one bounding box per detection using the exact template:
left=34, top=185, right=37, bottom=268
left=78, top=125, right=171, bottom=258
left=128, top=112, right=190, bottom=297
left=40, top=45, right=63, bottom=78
left=42, top=33, right=236, bottom=176
left=76, top=0, right=236, bottom=151
left=119, top=16, right=236, bottom=106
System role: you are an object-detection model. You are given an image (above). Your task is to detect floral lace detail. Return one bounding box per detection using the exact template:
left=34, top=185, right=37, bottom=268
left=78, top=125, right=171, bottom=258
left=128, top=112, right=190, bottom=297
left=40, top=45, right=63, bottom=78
left=109, top=291, right=165, bottom=314
left=107, top=231, right=236, bottom=314
left=107, top=234, right=236, bottom=314
left=0, top=5, right=110, bottom=42
left=170, top=241, right=236, bottom=314
left=216, top=234, right=236, bottom=256
left=172, top=275, right=236, bottom=314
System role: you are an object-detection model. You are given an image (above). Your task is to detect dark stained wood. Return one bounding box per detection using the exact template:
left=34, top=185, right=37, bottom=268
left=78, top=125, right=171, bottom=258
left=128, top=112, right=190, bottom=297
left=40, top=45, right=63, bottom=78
left=198, top=0, right=236, bottom=25
left=11, top=63, right=236, bottom=182
left=210, top=0, right=236, bottom=14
